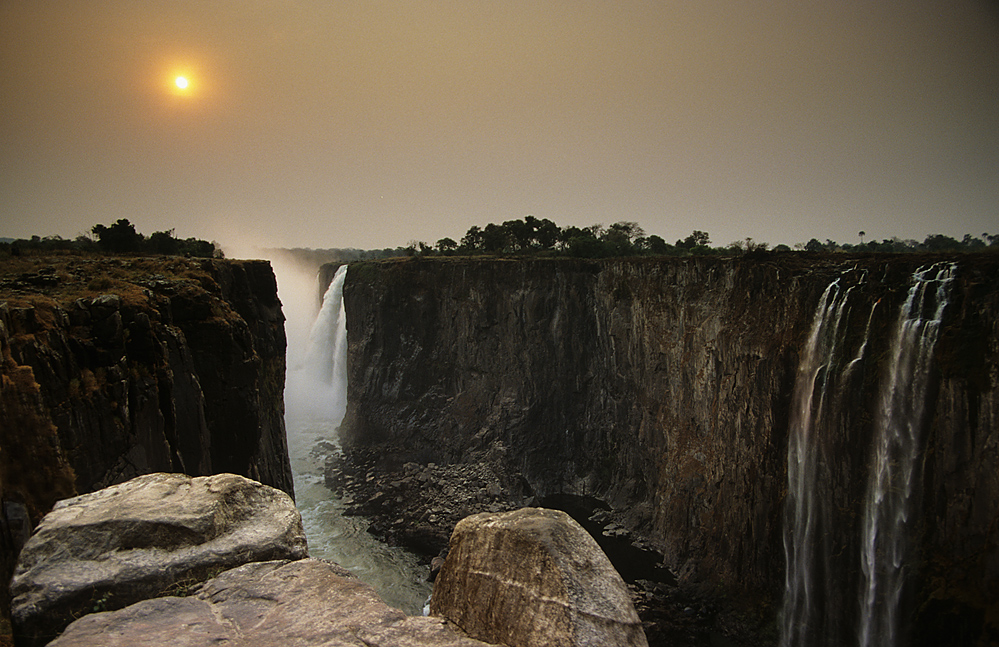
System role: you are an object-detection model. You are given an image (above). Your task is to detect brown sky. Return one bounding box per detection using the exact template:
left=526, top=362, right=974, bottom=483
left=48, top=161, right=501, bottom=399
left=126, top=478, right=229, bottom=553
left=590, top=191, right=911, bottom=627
left=2, top=1, right=997, bottom=251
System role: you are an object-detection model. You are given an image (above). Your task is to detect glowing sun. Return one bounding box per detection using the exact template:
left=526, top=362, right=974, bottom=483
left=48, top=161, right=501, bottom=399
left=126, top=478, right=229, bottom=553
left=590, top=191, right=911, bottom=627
left=175, top=76, right=189, bottom=89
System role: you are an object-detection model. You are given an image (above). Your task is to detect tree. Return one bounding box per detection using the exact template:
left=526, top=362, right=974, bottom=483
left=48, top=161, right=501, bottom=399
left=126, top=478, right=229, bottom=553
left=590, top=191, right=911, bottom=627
left=503, top=218, right=533, bottom=251
left=804, top=238, right=824, bottom=252
left=607, top=221, right=645, bottom=242
left=557, top=226, right=592, bottom=251
left=92, top=219, right=143, bottom=253
left=460, top=226, right=484, bottom=252
left=534, top=218, right=559, bottom=250
left=568, top=235, right=612, bottom=258
left=481, top=223, right=508, bottom=252
left=641, top=235, right=671, bottom=255
left=961, top=234, right=985, bottom=249
left=678, top=230, right=710, bottom=250
left=923, top=234, right=960, bottom=251
left=435, top=237, right=458, bottom=254
left=149, top=229, right=180, bottom=255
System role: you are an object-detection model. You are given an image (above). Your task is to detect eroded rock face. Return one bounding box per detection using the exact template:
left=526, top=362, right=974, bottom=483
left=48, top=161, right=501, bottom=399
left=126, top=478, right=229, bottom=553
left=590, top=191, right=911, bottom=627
left=11, top=472, right=308, bottom=646
left=431, top=507, right=648, bottom=647
left=50, top=558, right=493, bottom=647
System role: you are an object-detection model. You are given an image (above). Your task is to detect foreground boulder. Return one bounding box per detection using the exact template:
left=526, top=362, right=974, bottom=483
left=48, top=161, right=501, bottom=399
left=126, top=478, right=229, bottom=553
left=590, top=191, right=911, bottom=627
left=11, top=472, right=308, bottom=646
left=50, top=559, right=493, bottom=647
left=431, top=507, right=648, bottom=647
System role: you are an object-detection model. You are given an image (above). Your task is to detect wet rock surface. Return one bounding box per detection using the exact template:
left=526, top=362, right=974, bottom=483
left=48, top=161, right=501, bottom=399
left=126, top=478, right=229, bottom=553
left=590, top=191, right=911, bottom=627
left=324, top=443, right=529, bottom=556
left=335, top=254, right=999, bottom=645
left=0, top=255, right=294, bottom=633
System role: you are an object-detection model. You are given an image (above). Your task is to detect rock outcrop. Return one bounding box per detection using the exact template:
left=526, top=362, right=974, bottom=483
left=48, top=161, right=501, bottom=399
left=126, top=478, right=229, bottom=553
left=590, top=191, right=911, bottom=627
left=10, top=472, right=307, bottom=646
left=432, top=507, right=648, bottom=647
left=0, top=256, right=291, bottom=500
left=14, top=474, right=639, bottom=647
left=0, top=256, right=293, bottom=625
left=50, top=558, right=492, bottom=647
left=336, top=254, right=999, bottom=643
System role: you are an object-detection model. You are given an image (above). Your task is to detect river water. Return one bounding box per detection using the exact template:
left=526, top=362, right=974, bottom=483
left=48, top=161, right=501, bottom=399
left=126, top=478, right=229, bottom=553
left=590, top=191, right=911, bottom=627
left=276, top=260, right=432, bottom=616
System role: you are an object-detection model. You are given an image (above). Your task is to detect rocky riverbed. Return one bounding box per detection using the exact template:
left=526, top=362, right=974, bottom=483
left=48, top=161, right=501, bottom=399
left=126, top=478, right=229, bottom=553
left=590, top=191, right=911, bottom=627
left=322, top=442, right=777, bottom=647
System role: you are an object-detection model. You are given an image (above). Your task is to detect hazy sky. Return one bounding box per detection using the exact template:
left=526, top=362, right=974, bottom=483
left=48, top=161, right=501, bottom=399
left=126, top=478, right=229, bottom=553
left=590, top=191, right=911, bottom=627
left=2, top=1, right=997, bottom=252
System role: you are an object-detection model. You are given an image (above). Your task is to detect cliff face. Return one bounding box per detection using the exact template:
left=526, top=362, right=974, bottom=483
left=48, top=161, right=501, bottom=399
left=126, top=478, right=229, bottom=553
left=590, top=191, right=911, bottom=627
left=0, top=256, right=292, bottom=513
left=339, top=255, right=998, bottom=633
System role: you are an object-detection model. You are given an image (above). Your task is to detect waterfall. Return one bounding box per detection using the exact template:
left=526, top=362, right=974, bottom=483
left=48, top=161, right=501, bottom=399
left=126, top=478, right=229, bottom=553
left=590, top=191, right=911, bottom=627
left=781, top=277, right=873, bottom=647
left=291, top=264, right=349, bottom=428
left=858, top=263, right=956, bottom=647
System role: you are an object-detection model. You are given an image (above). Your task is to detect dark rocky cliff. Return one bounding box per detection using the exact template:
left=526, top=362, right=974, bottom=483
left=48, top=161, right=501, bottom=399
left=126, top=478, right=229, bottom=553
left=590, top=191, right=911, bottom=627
left=337, top=254, right=998, bottom=641
left=0, top=256, right=292, bottom=621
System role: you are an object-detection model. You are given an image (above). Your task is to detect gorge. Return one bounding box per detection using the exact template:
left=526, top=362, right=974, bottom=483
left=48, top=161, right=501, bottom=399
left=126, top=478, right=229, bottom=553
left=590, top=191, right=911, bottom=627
left=2, top=251, right=996, bottom=646
left=326, top=254, right=997, bottom=646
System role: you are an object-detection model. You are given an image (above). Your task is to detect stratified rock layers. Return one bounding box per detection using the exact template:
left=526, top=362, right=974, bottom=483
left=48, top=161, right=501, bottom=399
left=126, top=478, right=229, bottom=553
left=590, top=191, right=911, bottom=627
left=339, top=255, right=999, bottom=629
left=432, top=507, right=648, bottom=647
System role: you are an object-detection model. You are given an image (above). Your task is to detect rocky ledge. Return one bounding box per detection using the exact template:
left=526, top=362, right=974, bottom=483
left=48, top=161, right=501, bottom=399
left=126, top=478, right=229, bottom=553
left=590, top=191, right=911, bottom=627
left=10, top=472, right=649, bottom=647
left=49, top=559, right=493, bottom=647
left=11, top=472, right=308, bottom=646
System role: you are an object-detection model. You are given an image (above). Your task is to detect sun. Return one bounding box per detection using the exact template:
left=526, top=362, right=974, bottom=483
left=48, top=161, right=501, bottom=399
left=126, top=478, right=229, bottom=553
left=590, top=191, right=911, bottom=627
left=165, top=69, right=196, bottom=97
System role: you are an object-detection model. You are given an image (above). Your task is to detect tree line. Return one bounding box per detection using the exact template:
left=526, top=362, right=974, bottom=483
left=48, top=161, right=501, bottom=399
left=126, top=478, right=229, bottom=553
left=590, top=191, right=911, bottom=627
left=404, top=216, right=999, bottom=259
left=1, top=219, right=222, bottom=258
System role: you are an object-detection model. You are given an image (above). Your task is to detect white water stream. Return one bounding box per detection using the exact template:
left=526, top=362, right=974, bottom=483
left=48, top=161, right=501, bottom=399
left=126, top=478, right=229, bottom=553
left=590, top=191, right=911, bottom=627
left=857, top=263, right=955, bottom=647
left=279, top=263, right=431, bottom=616
left=781, top=263, right=956, bottom=647
left=781, top=276, right=873, bottom=647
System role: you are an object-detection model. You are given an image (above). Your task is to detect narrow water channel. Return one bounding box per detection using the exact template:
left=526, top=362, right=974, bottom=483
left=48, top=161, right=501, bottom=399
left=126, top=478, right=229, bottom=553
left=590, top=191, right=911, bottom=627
left=276, top=258, right=431, bottom=616
left=286, top=408, right=431, bottom=615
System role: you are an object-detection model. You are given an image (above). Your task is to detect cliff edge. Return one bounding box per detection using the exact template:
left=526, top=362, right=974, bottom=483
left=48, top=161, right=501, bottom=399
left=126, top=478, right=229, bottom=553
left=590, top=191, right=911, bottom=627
left=0, top=255, right=292, bottom=627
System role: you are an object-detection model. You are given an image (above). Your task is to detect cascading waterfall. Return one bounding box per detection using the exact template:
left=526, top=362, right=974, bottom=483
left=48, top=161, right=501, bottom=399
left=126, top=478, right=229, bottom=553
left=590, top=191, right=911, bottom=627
left=858, top=263, right=956, bottom=647
left=781, top=276, right=874, bottom=647
left=781, top=263, right=957, bottom=647
left=295, top=264, right=349, bottom=426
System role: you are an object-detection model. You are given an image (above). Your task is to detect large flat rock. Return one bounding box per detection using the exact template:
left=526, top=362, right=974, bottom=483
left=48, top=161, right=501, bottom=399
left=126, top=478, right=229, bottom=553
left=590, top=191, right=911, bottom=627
left=11, top=472, right=308, bottom=646
left=430, top=507, right=648, bottom=647
left=50, top=559, right=494, bottom=647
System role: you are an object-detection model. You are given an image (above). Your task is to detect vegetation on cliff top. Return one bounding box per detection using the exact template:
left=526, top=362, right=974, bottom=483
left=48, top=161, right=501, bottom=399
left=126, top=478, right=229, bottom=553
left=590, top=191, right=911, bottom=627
left=402, top=216, right=999, bottom=259
left=1, top=219, right=222, bottom=259
left=0, top=255, right=222, bottom=313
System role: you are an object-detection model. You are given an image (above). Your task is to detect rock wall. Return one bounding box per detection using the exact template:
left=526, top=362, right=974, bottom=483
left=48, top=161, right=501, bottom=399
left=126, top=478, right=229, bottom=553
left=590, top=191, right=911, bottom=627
left=0, top=256, right=292, bottom=553
left=337, top=254, right=999, bottom=635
